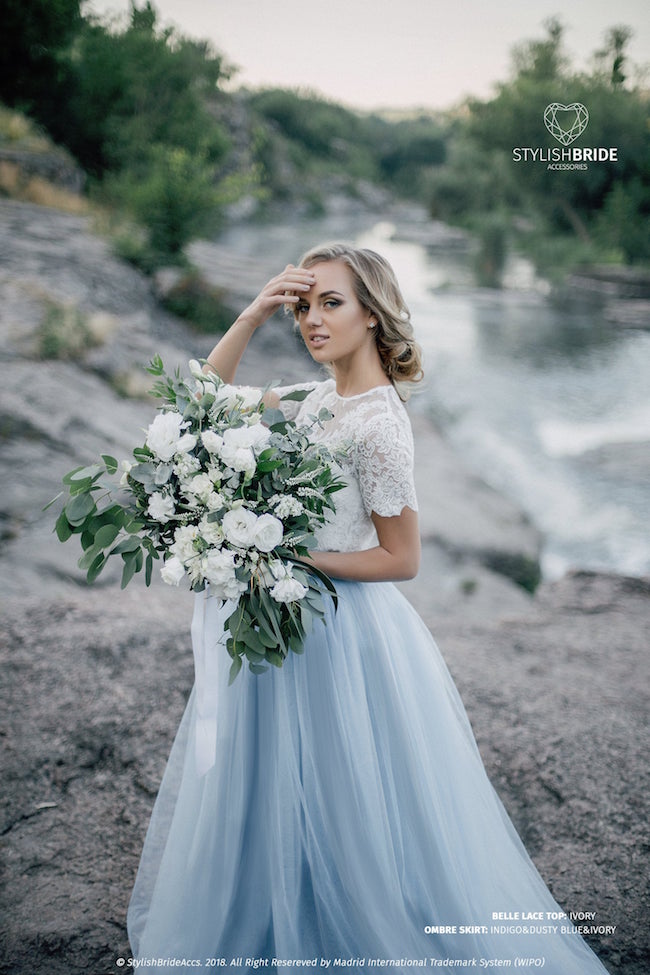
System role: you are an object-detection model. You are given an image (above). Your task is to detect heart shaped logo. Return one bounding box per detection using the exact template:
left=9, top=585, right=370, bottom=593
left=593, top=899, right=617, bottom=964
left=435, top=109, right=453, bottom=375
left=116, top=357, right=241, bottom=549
left=544, top=103, right=589, bottom=146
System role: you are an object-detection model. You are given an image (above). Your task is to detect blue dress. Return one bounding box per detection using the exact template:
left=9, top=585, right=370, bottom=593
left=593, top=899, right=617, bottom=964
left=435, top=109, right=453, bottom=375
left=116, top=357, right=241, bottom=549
left=127, top=381, right=610, bottom=973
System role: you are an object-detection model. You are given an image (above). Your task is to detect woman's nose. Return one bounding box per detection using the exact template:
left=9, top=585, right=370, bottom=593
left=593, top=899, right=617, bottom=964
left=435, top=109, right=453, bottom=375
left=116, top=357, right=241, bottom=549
left=305, top=305, right=322, bottom=327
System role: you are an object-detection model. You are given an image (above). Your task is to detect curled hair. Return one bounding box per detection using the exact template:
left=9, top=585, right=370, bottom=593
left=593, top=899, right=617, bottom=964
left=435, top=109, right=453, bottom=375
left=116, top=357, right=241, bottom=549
left=293, top=242, right=424, bottom=396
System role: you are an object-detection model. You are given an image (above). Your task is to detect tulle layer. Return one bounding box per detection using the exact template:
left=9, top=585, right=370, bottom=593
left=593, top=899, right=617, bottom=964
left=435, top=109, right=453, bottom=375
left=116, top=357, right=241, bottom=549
left=127, top=582, right=609, bottom=974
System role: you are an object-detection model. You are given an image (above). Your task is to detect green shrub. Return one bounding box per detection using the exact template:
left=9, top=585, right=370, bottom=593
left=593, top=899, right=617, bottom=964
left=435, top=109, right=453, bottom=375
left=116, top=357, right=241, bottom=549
left=160, top=270, right=236, bottom=333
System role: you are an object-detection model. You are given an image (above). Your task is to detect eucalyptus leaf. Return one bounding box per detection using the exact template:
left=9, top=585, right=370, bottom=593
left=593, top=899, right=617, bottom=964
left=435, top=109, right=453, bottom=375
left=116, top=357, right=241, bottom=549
left=111, top=535, right=142, bottom=555
left=65, top=492, right=96, bottom=526
left=228, top=655, right=243, bottom=685
left=121, top=553, right=138, bottom=589
left=94, top=524, right=120, bottom=549
left=54, top=510, right=72, bottom=542
left=86, top=552, right=106, bottom=584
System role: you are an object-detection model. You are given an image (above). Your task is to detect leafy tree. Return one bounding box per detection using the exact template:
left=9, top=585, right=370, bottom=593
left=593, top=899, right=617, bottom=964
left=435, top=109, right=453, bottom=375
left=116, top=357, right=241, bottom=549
left=0, top=0, right=81, bottom=128
left=62, top=3, right=231, bottom=177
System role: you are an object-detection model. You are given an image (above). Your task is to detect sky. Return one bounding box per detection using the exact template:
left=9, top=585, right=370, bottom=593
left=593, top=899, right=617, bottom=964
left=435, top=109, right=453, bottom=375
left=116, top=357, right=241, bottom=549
left=86, top=0, right=650, bottom=112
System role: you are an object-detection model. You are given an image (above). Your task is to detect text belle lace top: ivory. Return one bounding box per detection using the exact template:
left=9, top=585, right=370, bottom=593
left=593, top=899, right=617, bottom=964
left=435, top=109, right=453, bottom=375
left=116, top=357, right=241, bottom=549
left=276, top=379, right=418, bottom=553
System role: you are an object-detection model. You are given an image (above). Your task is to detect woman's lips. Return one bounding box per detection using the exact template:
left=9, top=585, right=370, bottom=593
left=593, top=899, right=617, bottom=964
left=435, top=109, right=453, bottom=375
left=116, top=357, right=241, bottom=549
left=309, top=334, right=329, bottom=347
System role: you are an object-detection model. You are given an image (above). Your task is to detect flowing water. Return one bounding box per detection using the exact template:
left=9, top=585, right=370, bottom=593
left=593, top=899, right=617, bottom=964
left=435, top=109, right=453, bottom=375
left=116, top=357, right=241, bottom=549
left=217, top=211, right=650, bottom=579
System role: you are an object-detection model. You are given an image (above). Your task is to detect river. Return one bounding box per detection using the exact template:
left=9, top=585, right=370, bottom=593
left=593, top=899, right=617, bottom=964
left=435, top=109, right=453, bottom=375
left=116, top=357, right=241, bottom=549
left=215, top=209, right=650, bottom=580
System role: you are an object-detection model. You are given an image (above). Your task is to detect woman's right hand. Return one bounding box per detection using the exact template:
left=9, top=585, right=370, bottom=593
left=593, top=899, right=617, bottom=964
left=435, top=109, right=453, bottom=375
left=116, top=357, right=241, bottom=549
left=204, top=264, right=316, bottom=384
left=237, top=264, right=316, bottom=331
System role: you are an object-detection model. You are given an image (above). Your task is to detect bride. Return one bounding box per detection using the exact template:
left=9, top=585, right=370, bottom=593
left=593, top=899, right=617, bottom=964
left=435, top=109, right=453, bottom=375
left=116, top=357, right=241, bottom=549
left=127, top=243, right=610, bottom=973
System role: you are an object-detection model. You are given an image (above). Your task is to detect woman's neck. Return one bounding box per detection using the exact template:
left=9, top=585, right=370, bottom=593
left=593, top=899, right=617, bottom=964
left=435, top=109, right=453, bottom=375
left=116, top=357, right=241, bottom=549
left=331, top=351, right=391, bottom=399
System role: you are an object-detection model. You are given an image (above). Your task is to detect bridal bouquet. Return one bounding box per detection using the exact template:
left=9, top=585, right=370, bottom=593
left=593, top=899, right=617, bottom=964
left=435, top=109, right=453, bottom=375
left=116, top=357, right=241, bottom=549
left=49, top=356, right=344, bottom=683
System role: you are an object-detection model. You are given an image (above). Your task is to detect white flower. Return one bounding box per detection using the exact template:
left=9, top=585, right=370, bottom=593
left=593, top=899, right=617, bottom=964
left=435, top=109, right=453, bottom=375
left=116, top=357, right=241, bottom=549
left=273, top=496, right=304, bottom=519
left=188, top=359, right=205, bottom=379
left=219, top=442, right=256, bottom=476
left=201, top=548, right=237, bottom=587
left=160, top=556, right=185, bottom=586
left=199, top=515, right=224, bottom=546
left=147, top=491, right=175, bottom=523
left=173, top=456, right=201, bottom=479
left=175, top=432, right=197, bottom=454
left=214, top=384, right=262, bottom=411
left=171, top=524, right=200, bottom=562
left=252, top=513, right=283, bottom=553
left=222, top=507, right=258, bottom=549
left=205, top=490, right=225, bottom=511
left=269, top=558, right=290, bottom=580
left=119, top=459, right=133, bottom=488
left=145, top=411, right=185, bottom=462
left=270, top=576, right=308, bottom=604
left=202, top=430, right=224, bottom=454
left=184, top=472, right=214, bottom=504
left=222, top=424, right=271, bottom=451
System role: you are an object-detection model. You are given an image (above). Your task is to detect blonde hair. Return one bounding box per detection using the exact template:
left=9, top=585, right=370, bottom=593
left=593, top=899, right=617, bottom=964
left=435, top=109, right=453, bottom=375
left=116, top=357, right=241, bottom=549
left=293, top=242, right=424, bottom=395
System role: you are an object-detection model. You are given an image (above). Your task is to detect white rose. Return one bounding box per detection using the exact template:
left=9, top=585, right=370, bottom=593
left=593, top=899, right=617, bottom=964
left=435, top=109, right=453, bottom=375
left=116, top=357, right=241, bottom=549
left=214, top=384, right=262, bottom=411
left=205, top=490, right=225, bottom=511
left=175, top=432, right=197, bottom=454
left=219, top=577, right=248, bottom=600
left=201, top=430, right=224, bottom=454
left=252, top=513, right=283, bottom=553
left=147, top=491, right=175, bottom=523
left=219, top=442, right=256, bottom=476
left=160, top=556, right=185, bottom=586
left=202, top=547, right=235, bottom=580
left=145, top=411, right=185, bottom=462
left=222, top=424, right=271, bottom=451
left=270, top=577, right=308, bottom=604
left=184, top=472, right=214, bottom=504
left=199, top=515, right=224, bottom=546
left=171, top=524, right=200, bottom=562
left=188, top=359, right=204, bottom=379
left=222, top=507, right=258, bottom=549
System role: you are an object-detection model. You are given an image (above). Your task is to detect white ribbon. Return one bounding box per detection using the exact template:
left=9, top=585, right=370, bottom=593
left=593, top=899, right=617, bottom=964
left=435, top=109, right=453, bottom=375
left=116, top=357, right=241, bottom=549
left=190, top=589, right=224, bottom=777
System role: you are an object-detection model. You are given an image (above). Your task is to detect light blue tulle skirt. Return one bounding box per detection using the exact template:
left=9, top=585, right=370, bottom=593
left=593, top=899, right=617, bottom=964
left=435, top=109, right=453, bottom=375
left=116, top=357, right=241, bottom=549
left=127, top=582, right=610, bottom=973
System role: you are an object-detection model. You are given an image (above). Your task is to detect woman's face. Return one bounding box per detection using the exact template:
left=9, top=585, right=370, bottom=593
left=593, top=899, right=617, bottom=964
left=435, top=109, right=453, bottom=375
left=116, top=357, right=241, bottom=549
left=294, top=260, right=376, bottom=368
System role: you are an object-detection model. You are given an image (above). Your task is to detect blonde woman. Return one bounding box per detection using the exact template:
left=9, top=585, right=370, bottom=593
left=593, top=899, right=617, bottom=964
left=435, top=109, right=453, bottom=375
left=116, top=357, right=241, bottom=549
left=128, top=244, right=609, bottom=974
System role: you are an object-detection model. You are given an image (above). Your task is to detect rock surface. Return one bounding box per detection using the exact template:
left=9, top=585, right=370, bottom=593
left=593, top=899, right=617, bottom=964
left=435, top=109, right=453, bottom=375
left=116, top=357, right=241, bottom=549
left=0, top=200, right=647, bottom=974
left=1, top=573, right=647, bottom=975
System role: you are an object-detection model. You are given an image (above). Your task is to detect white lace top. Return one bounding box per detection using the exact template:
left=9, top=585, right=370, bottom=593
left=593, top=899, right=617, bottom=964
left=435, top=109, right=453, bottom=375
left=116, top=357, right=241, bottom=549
left=275, top=379, right=418, bottom=553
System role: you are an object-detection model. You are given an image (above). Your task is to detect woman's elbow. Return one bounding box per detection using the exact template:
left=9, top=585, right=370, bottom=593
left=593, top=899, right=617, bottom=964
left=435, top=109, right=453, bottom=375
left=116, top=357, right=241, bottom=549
left=393, top=547, right=420, bottom=581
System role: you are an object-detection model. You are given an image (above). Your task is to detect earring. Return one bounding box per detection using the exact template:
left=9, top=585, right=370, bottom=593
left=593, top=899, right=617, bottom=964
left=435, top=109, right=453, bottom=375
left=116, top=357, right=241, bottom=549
left=369, top=321, right=376, bottom=329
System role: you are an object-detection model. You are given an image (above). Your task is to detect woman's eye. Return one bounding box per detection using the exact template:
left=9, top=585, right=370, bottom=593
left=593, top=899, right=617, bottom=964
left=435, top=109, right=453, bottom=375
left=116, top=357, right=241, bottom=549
left=324, top=299, right=340, bottom=309
left=296, top=303, right=308, bottom=314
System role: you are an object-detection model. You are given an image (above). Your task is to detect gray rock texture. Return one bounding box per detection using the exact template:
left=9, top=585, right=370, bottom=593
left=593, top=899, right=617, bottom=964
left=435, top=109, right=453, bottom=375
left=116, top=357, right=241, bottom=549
left=0, top=200, right=647, bottom=974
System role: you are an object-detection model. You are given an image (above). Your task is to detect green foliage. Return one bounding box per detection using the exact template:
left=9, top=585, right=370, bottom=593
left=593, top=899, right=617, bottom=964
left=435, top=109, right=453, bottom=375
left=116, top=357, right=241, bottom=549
left=64, top=7, right=231, bottom=176
left=429, top=19, right=650, bottom=273
left=0, top=0, right=81, bottom=119
left=159, top=271, right=237, bottom=333
left=247, top=88, right=447, bottom=202
left=37, top=301, right=98, bottom=360
left=104, top=145, right=224, bottom=259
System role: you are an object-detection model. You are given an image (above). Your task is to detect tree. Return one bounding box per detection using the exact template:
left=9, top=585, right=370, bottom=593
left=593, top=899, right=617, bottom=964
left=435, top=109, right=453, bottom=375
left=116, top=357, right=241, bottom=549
left=0, top=0, right=81, bottom=122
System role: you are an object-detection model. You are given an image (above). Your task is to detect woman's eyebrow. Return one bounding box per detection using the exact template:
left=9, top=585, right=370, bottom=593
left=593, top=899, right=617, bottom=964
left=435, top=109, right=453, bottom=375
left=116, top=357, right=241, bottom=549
left=318, top=290, right=345, bottom=298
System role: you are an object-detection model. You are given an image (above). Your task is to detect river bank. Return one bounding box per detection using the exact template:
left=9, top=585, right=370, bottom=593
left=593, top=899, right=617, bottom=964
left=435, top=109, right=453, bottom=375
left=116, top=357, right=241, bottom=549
left=0, top=199, right=648, bottom=974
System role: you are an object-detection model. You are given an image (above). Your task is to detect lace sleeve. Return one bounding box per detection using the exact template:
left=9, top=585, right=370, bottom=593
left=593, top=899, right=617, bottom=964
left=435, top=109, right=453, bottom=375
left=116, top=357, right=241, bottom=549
left=356, top=409, right=418, bottom=517
left=272, top=382, right=321, bottom=421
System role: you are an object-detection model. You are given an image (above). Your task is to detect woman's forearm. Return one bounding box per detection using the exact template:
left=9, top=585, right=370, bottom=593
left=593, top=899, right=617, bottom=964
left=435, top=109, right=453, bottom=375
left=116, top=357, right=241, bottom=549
left=204, top=315, right=257, bottom=383
left=202, top=264, right=316, bottom=383
left=307, top=544, right=420, bottom=583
